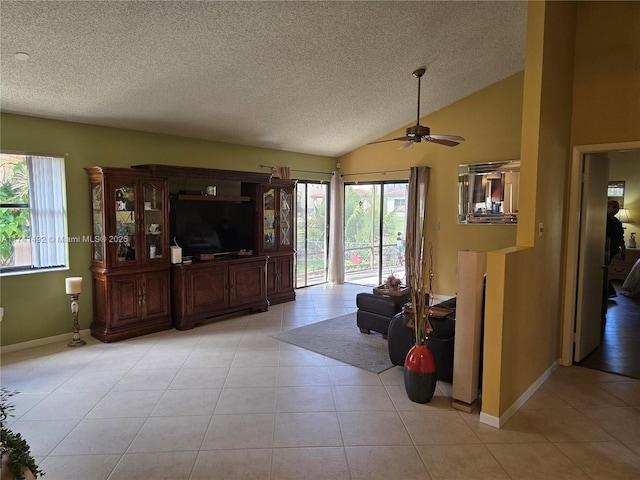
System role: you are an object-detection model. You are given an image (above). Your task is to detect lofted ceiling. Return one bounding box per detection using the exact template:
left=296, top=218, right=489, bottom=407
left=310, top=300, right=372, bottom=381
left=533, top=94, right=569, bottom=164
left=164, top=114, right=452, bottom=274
left=0, top=1, right=527, bottom=158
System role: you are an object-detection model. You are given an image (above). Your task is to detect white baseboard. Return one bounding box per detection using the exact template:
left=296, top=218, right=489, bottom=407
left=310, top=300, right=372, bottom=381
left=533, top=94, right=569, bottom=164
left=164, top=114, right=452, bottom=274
left=479, top=359, right=559, bottom=428
left=0, top=329, right=92, bottom=354
left=479, top=411, right=501, bottom=428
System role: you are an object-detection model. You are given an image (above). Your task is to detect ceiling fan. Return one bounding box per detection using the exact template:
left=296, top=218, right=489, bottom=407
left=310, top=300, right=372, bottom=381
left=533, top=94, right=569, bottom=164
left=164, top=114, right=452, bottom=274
left=368, top=68, right=465, bottom=149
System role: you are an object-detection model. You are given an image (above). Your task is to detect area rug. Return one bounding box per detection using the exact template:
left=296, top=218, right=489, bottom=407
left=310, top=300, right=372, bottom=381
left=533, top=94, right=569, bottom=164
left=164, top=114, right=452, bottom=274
left=272, top=313, right=394, bottom=373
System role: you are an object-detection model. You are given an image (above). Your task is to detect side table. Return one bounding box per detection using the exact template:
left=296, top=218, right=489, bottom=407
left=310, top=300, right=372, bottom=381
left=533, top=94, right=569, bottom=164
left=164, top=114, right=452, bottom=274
left=609, top=248, right=640, bottom=281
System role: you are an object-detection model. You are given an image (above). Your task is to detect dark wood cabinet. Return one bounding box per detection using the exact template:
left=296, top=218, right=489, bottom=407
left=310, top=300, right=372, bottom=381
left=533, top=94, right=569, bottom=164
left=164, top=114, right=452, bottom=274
left=111, top=274, right=141, bottom=325
left=266, top=254, right=295, bottom=304
left=256, top=182, right=294, bottom=255
left=252, top=181, right=296, bottom=304
left=143, top=269, right=172, bottom=317
left=86, top=165, right=296, bottom=341
left=86, top=167, right=172, bottom=342
left=91, top=267, right=171, bottom=341
left=181, top=263, right=229, bottom=318
left=172, top=256, right=269, bottom=330
left=229, top=260, right=269, bottom=307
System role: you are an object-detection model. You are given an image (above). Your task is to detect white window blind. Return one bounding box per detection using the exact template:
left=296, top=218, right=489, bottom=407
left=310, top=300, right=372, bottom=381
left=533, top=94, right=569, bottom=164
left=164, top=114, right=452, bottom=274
left=27, top=155, right=66, bottom=268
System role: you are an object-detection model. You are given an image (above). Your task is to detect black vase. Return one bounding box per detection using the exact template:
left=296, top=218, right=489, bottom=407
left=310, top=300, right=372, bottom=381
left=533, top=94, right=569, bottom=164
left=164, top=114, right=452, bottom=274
left=404, top=343, right=437, bottom=403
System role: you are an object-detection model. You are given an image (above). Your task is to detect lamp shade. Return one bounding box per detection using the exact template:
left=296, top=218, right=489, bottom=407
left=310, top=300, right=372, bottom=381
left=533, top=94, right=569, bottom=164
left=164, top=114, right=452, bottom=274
left=65, top=277, right=83, bottom=295
left=617, top=208, right=632, bottom=224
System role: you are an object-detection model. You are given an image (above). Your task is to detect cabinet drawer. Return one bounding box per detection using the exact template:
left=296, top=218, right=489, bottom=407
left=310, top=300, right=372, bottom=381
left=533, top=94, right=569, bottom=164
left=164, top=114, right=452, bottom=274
left=610, top=264, right=632, bottom=276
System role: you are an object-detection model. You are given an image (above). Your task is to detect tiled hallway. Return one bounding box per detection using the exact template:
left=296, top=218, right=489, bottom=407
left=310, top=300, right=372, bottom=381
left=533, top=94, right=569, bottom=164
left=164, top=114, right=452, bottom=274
left=2, top=283, right=639, bottom=479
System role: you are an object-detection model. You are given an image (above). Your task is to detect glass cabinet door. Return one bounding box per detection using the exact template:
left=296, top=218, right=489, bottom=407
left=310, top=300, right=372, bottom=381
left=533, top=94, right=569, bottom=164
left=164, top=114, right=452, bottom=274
left=91, top=183, right=105, bottom=262
left=280, top=188, right=292, bottom=248
left=263, top=188, right=276, bottom=249
left=143, top=182, right=164, bottom=260
left=114, top=184, right=137, bottom=262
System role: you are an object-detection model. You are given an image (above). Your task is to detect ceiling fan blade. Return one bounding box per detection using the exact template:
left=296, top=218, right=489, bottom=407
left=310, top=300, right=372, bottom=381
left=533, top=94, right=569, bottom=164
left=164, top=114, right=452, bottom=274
left=425, top=134, right=465, bottom=147
left=425, top=136, right=461, bottom=147
left=399, top=140, right=414, bottom=150
left=367, top=136, right=411, bottom=145
left=429, top=134, right=466, bottom=142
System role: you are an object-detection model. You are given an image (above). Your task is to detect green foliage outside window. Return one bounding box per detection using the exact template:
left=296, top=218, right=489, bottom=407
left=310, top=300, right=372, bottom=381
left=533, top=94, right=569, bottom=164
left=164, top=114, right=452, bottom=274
left=344, top=184, right=405, bottom=272
left=296, top=184, right=328, bottom=282
left=0, top=157, right=31, bottom=266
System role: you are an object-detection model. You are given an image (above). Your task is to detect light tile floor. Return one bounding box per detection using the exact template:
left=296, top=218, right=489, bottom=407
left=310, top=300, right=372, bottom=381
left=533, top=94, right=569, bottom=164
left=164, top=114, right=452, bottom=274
left=2, top=283, right=640, bottom=479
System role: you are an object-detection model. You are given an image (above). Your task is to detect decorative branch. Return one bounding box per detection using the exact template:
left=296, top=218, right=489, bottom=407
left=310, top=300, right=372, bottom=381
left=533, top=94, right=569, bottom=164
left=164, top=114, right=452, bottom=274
left=410, top=236, right=434, bottom=346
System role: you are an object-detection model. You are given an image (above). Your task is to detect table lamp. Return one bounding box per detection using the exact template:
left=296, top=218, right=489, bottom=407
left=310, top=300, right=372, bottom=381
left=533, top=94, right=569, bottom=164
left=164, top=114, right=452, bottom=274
left=65, top=276, right=86, bottom=347
left=617, top=208, right=632, bottom=224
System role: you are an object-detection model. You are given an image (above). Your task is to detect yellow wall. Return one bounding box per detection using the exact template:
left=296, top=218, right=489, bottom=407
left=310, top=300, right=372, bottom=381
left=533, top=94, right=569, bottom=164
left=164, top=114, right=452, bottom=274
left=0, top=114, right=335, bottom=346
left=340, top=73, right=524, bottom=295
left=467, top=1, right=577, bottom=419
left=484, top=1, right=640, bottom=420
left=571, top=1, right=640, bottom=145
left=572, top=0, right=640, bottom=244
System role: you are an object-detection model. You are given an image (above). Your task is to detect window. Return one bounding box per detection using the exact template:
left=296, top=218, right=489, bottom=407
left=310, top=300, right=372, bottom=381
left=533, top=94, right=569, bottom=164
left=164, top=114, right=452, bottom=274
left=343, top=181, right=408, bottom=286
left=608, top=180, right=625, bottom=207
left=296, top=181, right=329, bottom=287
left=0, top=153, right=67, bottom=273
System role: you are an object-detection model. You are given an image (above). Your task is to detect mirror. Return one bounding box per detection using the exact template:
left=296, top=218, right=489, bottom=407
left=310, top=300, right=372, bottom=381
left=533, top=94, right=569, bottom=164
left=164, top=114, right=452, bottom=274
left=458, top=160, right=520, bottom=224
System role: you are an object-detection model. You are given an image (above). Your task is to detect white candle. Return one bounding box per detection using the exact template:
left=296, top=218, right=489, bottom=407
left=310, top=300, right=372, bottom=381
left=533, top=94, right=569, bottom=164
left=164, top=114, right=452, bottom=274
left=65, top=277, right=83, bottom=295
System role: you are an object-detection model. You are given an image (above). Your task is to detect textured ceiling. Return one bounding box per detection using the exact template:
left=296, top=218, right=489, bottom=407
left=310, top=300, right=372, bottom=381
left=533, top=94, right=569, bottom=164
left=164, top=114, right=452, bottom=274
left=1, top=1, right=527, bottom=157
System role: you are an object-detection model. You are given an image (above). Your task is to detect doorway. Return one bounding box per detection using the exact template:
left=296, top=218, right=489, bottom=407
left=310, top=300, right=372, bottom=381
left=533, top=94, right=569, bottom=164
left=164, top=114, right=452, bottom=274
left=562, top=142, right=640, bottom=378
left=343, top=182, right=408, bottom=286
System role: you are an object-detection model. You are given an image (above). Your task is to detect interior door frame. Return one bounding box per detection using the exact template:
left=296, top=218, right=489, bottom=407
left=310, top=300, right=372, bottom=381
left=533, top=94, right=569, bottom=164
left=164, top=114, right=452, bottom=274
left=560, top=141, right=640, bottom=366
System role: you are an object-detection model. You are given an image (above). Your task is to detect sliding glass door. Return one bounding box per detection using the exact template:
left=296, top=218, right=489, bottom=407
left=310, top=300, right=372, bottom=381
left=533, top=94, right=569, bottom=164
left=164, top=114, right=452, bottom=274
left=344, top=182, right=407, bottom=286
left=295, top=182, right=329, bottom=287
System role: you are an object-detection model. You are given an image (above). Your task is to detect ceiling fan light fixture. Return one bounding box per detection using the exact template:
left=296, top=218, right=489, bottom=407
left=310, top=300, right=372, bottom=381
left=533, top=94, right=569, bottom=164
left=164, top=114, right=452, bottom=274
left=406, top=125, right=430, bottom=137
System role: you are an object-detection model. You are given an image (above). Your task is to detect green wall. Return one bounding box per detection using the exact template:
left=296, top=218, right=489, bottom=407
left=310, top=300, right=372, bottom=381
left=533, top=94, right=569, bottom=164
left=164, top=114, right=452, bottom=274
left=0, top=114, right=336, bottom=346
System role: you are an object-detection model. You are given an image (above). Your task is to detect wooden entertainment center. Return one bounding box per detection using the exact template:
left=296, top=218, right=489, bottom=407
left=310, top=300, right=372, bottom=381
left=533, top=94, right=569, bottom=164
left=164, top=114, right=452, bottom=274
left=86, top=164, right=296, bottom=342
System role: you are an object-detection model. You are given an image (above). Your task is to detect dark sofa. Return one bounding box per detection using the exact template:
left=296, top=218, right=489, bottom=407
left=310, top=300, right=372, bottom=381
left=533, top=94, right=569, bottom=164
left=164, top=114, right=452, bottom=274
left=387, top=297, right=457, bottom=381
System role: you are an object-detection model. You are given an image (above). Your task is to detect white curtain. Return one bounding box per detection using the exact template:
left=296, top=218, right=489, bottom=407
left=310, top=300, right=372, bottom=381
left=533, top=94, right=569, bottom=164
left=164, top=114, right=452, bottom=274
left=405, top=166, right=430, bottom=289
left=27, top=156, right=66, bottom=267
left=327, top=171, right=344, bottom=284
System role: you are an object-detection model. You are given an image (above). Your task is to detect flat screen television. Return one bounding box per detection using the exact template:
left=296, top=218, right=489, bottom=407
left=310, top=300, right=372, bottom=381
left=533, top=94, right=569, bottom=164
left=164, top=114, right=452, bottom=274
left=170, top=198, right=255, bottom=256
